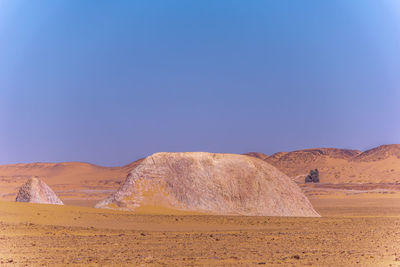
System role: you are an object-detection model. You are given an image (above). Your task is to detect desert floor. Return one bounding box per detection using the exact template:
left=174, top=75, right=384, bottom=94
left=1, top=193, right=400, bottom=266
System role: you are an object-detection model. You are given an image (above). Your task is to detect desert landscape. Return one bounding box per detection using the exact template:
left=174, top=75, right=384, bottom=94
left=1, top=146, right=400, bottom=266
left=2, top=145, right=399, bottom=206
left=2, top=1, right=399, bottom=265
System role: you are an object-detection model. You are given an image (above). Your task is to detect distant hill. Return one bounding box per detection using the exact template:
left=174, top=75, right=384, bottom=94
left=355, top=144, right=400, bottom=162
left=245, top=145, right=400, bottom=183
left=242, top=152, right=269, bottom=161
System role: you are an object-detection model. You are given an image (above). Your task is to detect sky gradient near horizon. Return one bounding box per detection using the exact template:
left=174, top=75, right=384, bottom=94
left=1, top=1, right=400, bottom=166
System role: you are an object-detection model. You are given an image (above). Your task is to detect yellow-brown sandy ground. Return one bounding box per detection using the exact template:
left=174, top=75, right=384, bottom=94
left=1, top=194, right=400, bottom=266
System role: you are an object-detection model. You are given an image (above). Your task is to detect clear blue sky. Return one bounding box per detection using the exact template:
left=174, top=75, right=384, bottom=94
left=1, top=1, right=399, bottom=166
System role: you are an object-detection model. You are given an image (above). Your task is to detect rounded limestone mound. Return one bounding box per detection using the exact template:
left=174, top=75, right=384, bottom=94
left=95, top=152, right=319, bottom=217
left=16, top=177, right=64, bottom=205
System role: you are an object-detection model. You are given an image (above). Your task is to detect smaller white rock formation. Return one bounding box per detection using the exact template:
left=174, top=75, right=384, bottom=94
left=16, top=177, right=64, bottom=205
